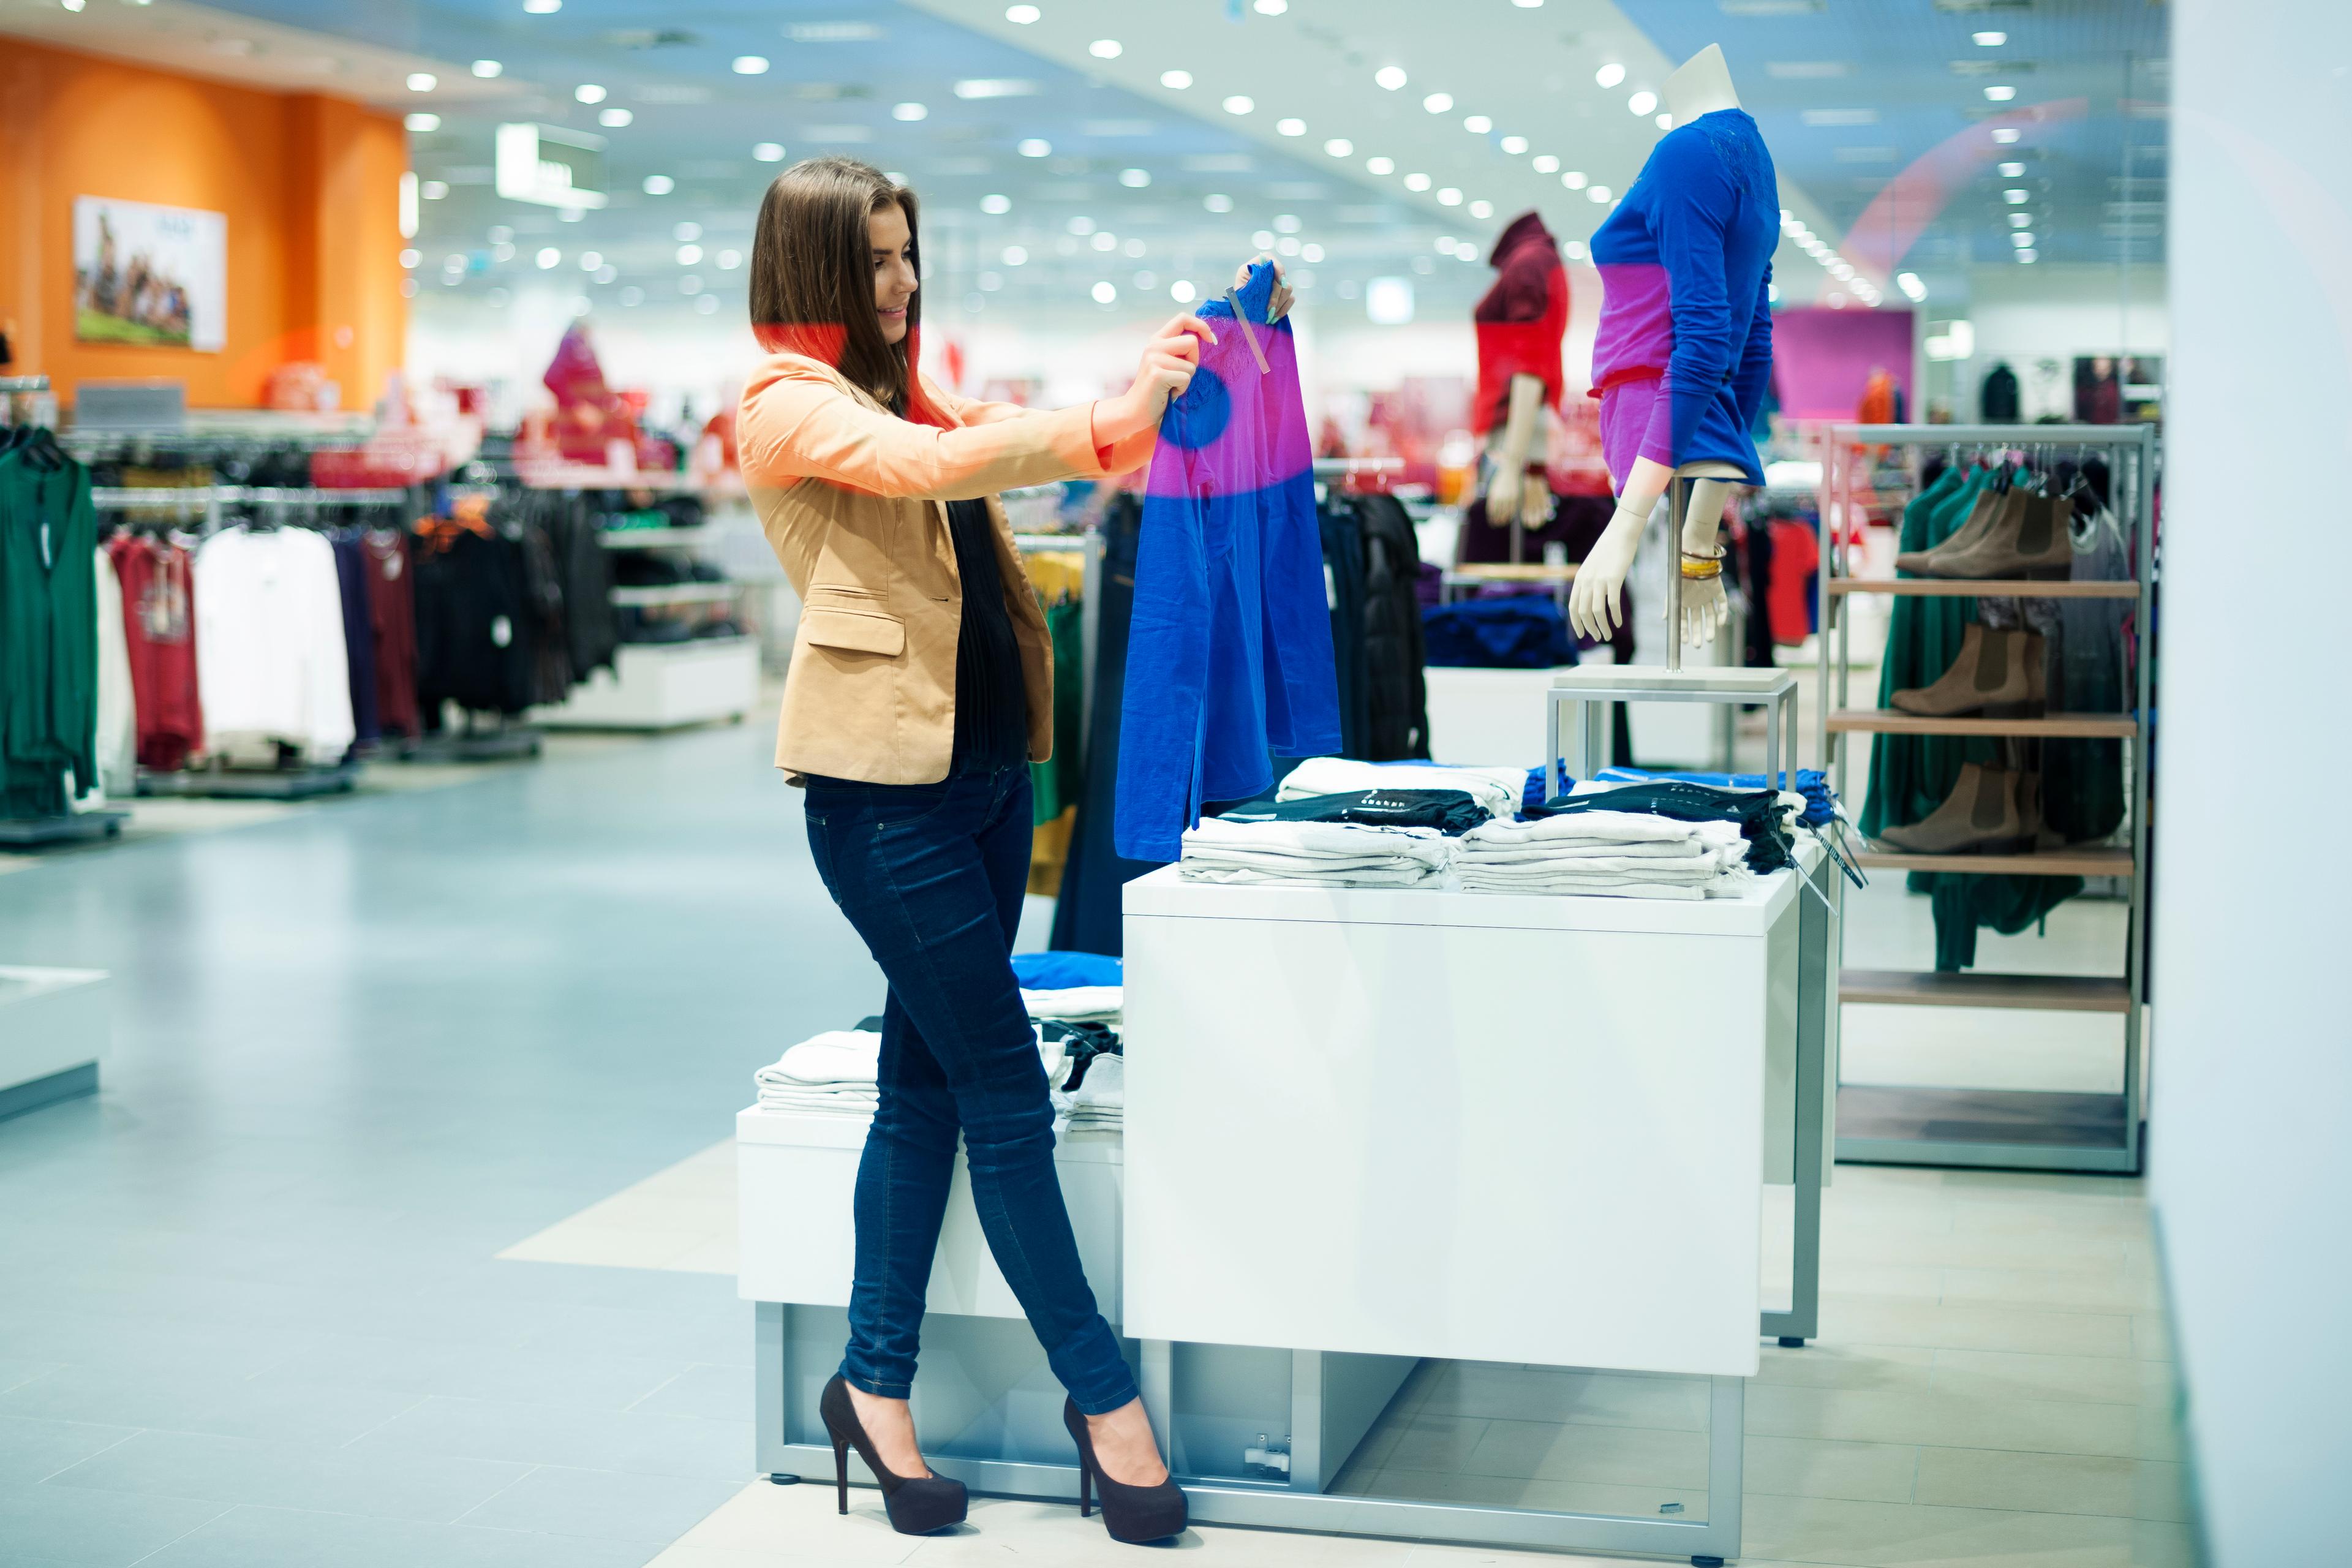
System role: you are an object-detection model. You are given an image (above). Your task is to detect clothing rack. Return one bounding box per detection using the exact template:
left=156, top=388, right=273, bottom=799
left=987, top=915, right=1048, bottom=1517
left=1816, top=421, right=2156, bottom=1174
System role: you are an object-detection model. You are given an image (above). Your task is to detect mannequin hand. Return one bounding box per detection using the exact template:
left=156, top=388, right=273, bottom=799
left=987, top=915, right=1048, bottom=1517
left=1568, top=503, right=1648, bottom=641
left=1675, top=571, right=1730, bottom=649
left=1097, top=314, right=1213, bottom=445
left=1518, top=474, right=1553, bottom=531
left=1233, top=255, right=1295, bottom=322
left=1483, top=464, right=1523, bottom=525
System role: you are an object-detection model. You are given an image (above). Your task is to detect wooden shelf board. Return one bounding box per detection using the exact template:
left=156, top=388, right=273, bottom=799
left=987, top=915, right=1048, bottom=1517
left=1856, top=848, right=2135, bottom=878
left=1841, top=968, right=2131, bottom=1014
left=1829, top=578, right=2137, bottom=599
left=1828, top=708, right=2136, bottom=739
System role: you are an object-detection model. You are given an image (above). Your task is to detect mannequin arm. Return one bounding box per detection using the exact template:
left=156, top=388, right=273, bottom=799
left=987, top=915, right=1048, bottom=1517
left=1482, top=374, right=1547, bottom=522
left=1730, top=268, right=1776, bottom=432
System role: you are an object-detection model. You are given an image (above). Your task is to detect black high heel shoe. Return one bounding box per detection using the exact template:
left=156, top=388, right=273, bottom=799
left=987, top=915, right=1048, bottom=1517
left=1063, top=1397, right=1188, bottom=1544
left=818, top=1375, right=967, bottom=1535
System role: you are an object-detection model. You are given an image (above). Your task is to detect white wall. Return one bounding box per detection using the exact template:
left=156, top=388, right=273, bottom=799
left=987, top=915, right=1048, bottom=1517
left=1948, top=263, right=2169, bottom=421
left=2155, top=4, right=2352, bottom=1562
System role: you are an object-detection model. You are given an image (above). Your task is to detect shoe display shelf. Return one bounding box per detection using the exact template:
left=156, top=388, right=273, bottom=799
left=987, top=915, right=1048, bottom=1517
left=1815, top=423, right=2157, bottom=1174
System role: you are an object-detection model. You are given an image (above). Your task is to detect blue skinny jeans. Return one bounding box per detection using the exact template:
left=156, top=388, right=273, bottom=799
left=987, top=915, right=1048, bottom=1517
left=801, top=760, right=1137, bottom=1415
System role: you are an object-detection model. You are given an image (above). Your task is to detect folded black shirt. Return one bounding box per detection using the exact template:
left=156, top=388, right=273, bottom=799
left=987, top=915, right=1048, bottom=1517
left=1215, top=788, right=1489, bottom=836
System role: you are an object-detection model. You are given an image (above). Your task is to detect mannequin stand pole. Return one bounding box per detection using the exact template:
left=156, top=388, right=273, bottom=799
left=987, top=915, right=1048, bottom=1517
left=1665, top=479, right=1686, bottom=674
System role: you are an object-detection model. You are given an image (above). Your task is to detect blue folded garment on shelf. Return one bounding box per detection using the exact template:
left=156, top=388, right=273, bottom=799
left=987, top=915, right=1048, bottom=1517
left=1011, top=951, right=1124, bottom=991
left=1422, top=594, right=1575, bottom=669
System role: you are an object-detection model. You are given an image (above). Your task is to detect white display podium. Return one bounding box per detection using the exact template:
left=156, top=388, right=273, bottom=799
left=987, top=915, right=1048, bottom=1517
left=0, top=967, right=107, bottom=1123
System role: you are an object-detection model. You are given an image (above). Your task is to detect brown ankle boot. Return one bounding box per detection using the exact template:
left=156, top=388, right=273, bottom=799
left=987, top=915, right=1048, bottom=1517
left=1891, top=626, right=2046, bottom=717
left=1896, top=488, right=2007, bottom=575
left=1928, top=491, right=2073, bottom=579
left=1876, top=764, right=2027, bottom=854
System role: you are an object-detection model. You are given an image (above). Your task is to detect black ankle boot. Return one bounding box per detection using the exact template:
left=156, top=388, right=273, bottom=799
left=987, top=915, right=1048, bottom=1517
left=1063, top=1397, right=1188, bottom=1544
left=819, top=1375, right=967, bottom=1535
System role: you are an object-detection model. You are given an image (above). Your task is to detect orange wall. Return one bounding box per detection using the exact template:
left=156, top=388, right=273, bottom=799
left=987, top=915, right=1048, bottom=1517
left=0, top=39, right=407, bottom=411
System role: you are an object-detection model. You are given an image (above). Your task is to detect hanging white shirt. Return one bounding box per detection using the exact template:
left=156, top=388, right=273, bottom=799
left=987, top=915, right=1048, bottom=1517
left=194, top=526, right=353, bottom=765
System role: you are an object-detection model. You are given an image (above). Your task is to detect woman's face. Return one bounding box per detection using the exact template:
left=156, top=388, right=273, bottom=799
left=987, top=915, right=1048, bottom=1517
left=869, top=202, right=917, bottom=345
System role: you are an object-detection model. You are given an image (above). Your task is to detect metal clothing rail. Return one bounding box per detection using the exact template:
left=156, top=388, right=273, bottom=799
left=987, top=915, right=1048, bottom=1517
left=1816, top=421, right=2157, bottom=1174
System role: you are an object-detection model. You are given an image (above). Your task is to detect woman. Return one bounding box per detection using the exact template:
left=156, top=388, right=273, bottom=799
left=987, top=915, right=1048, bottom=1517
left=737, top=156, right=1289, bottom=1544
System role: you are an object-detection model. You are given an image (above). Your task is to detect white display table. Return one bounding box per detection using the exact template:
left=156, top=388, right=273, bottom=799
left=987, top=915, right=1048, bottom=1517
left=0, top=967, right=107, bottom=1123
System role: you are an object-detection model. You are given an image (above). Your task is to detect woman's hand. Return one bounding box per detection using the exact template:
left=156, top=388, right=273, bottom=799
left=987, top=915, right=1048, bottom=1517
left=1234, top=254, right=1295, bottom=322
left=1096, top=313, right=1215, bottom=445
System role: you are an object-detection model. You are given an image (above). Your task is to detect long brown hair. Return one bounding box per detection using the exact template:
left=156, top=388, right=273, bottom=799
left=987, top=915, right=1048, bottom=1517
left=750, top=156, right=923, bottom=416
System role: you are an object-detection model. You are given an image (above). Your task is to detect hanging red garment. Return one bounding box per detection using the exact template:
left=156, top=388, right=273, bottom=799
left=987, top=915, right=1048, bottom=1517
left=105, top=533, right=205, bottom=770
left=1768, top=518, right=1819, bottom=646
left=1857, top=368, right=1896, bottom=425
left=361, top=529, right=421, bottom=739
left=1471, top=211, right=1570, bottom=437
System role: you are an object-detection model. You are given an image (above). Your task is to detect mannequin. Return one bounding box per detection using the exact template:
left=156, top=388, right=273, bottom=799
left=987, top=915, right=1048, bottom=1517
left=1471, top=212, right=1570, bottom=548
left=1569, top=44, right=1778, bottom=652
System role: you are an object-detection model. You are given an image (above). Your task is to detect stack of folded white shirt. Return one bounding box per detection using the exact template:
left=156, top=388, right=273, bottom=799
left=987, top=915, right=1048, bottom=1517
left=1457, top=812, right=1755, bottom=900
left=754, top=1030, right=883, bottom=1116
left=1054, top=1055, right=1124, bottom=1134
left=1022, top=986, right=1121, bottom=1023
left=755, top=1027, right=1071, bottom=1118
left=1276, top=757, right=1520, bottom=822
left=1178, top=816, right=1453, bottom=888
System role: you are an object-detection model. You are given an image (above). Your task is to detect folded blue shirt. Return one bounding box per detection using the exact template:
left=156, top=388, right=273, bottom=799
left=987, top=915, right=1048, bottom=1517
left=1011, top=951, right=1124, bottom=991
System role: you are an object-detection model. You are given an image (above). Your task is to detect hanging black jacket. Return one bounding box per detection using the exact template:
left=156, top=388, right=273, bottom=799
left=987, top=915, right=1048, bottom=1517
left=1352, top=492, right=1431, bottom=761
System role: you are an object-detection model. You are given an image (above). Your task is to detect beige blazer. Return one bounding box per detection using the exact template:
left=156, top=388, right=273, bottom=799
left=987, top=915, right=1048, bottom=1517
left=739, top=352, right=1156, bottom=785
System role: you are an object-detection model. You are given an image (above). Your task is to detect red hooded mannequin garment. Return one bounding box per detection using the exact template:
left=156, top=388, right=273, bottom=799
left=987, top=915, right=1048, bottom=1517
left=1471, top=211, right=1570, bottom=437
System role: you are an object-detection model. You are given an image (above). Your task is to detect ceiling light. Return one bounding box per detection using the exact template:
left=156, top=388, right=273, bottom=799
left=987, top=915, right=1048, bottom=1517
left=1171, top=279, right=1197, bottom=303
left=522, top=0, right=559, bottom=12
left=643, top=175, right=674, bottom=195
left=2008, top=213, right=2032, bottom=227
left=1089, top=39, right=1122, bottom=58
left=1275, top=116, right=1306, bottom=137
left=1273, top=214, right=1302, bottom=233
left=576, top=84, right=606, bottom=104
left=955, top=79, right=1038, bottom=100
left=407, top=72, right=437, bottom=92
left=1123, top=236, right=1146, bottom=257
left=1437, top=187, right=1462, bottom=206
left=1436, top=237, right=1458, bottom=257
left=1375, top=66, right=1407, bottom=91
left=536, top=247, right=560, bottom=269
left=1253, top=228, right=1276, bottom=248
left=619, top=287, right=641, bottom=307
left=1206, top=193, right=1234, bottom=212
left=1324, top=137, right=1354, bottom=157
left=680, top=276, right=703, bottom=295
left=1595, top=62, right=1626, bottom=89
left=1366, top=276, right=1414, bottom=325
left=1656, top=114, right=1674, bottom=129
left=2005, top=187, right=2030, bottom=203
left=1514, top=0, right=1542, bottom=7
left=472, top=60, right=502, bottom=78
left=1532, top=154, right=1560, bottom=173
left=1992, top=127, right=2021, bottom=144
left=1896, top=271, right=1925, bottom=300
left=1499, top=135, right=1528, bottom=154
left=979, top=272, right=1004, bottom=292
left=677, top=244, right=703, bottom=265
left=1366, top=156, right=1395, bottom=175
left=893, top=102, right=927, bottom=121
left=1091, top=232, right=1118, bottom=251
left=1018, top=138, right=1051, bottom=157
left=422, top=181, right=449, bottom=199
left=1468, top=200, right=1493, bottom=219
left=978, top=194, right=1012, bottom=215
left=1302, top=243, right=1325, bottom=262
left=1068, top=216, right=1096, bottom=235
left=1628, top=90, right=1658, bottom=115
left=1561, top=170, right=1587, bottom=189
left=674, top=222, right=701, bottom=241
left=1002, top=245, right=1028, bottom=265
left=599, top=108, right=632, bottom=127
left=1223, top=95, right=1254, bottom=114
left=1423, top=92, right=1453, bottom=113
left=443, top=254, right=466, bottom=272
left=1276, top=236, right=1301, bottom=255
left=1588, top=184, right=1611, bottom=202
left=754, top=142, right=785, bottom=162
left=1160, top=69, right=1193, bottom=89
left=1006, top=4, right=1041, bottom=21
left=578, top=251, right=601, bottom=270
left=1984, top=85, right=2016, bottom=102
left=2010, top=231, right=2034, bottom=247
left=1998, top=160, right=2026, bottom=176
left=1973, top=30, right=2006, bottom=46
left=1092, top=281, right=1117, bottom=303
left=2016, top=248, right=2038, bottom=262
left=399, top=248, right=421, bottom=270
left=1463, top=114, right=1493, bottom=134
left=404, top=113, right=440, bottom=132
left=1831, top=260, right=1854, bottom=277
left=717, top=251, right=742, bottom=270
left=1254, top=0, right=1287, bottom=12
left=734, top=56, right=770, bottom=75
left=489, top=225, right=513, bottom=243
left=1404, top=172, right=1431, bottom=191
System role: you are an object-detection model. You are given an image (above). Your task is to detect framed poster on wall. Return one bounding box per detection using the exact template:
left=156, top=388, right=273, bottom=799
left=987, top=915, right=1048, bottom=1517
left=72, top=197, right=226, bottom=351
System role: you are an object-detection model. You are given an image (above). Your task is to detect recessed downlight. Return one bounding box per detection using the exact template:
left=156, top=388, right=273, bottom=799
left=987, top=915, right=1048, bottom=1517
left=1160, top=69, right=1192, bottom=89
left=1374, top=66, right=1407, bottom=90
left=1595, top=62, right=1626, bottom=88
